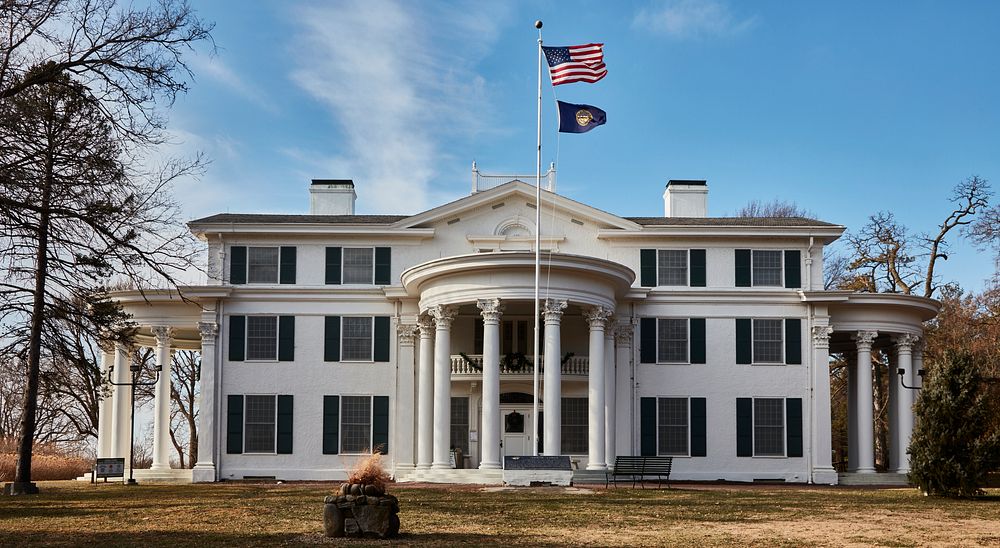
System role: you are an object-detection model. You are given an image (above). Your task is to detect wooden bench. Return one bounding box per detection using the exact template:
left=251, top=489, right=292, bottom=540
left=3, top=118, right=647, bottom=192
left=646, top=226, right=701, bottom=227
left=606, top=456, right=673, bottom=489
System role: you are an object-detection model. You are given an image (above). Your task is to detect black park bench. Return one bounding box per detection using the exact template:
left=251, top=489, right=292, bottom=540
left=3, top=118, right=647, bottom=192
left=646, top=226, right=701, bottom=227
left=606, top=456, right=673, bottom=489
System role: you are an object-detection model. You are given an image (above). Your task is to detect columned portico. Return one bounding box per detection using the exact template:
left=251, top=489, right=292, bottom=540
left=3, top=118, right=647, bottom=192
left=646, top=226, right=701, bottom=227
left=542, top=299, right=567, bottom=456
left=853, top=330, right=878, bottom=473
left=430, top=305, right=458, bottom=469
left=584, top=306, right=612, bottom=470
left=416, top=316, right=435, bottom=469
left=151, top=326, right=173, bottom=470
left=192, top=320, right=219, bottom=483
left=894, top=333, right=919, bottom=474
left=477, top=298, right=503, bottom=469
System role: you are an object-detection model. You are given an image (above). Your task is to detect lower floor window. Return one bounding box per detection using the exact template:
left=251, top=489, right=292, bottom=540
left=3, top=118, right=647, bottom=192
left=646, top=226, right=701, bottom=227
left=657, top=397, right=689, bottom=456
left=341, top=396, right=372, bottom=453
left=754, top=398, right=785, bottom=456
left=561, top=398, right=588, bottom=454
left=245, top=395, right=276, bottom=453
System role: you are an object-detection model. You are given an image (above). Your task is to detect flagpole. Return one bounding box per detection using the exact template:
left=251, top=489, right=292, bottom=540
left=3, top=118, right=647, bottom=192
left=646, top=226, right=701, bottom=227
left=532, top=19, right=543, bottom=457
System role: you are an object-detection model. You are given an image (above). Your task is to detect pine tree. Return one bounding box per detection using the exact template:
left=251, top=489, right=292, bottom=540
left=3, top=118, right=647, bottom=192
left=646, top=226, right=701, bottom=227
left=908, top=351, right=1000, bottom=497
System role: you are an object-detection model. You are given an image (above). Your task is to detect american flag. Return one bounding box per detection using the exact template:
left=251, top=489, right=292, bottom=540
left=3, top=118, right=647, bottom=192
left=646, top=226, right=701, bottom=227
left=541, top=43, right=607, bottom=85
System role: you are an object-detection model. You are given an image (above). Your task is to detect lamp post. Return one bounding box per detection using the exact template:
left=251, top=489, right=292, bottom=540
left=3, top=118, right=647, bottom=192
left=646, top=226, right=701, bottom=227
left=107, top=357, right=161, bottom=485
left=898, top=368, right=925, bottom=390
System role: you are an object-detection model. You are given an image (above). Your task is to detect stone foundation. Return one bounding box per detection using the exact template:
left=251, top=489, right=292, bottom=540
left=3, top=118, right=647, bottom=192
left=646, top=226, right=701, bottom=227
left=323, top=483, right=400, bottom=538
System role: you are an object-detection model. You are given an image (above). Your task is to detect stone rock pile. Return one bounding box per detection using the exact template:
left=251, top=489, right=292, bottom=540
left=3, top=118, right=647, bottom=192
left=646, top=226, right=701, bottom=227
left=323, top=483, right=400, bottom=538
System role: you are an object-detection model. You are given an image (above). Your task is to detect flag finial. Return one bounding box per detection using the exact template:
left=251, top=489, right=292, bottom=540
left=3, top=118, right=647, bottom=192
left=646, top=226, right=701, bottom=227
left=535, top=20, right=542, bottom=29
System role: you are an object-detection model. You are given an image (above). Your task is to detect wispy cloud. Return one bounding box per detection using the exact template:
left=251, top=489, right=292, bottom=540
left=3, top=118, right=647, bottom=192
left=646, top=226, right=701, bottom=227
left=188, top=53, right=278, bottom=113
left=287, top=0, right=507, bottom=214
left=633, top=0, right=758, bottom=40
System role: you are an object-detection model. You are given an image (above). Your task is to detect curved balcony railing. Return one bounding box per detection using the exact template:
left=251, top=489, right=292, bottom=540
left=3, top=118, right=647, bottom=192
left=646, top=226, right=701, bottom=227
left=450, top=354, right=588, bottom=376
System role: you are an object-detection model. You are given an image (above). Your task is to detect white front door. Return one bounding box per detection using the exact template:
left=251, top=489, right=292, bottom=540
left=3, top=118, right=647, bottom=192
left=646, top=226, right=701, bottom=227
left=501, top=408, right=533, bottom=458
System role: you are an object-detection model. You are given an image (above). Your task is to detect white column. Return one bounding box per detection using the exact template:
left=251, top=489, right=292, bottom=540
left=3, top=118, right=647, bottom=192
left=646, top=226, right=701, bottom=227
left=96, top=344, right=115, bottom=459
left=395, top=323, right=419, bottom=471
left=192, top=321, right=219, bottom=483
left=894, top=333, right=920, bottom=474
left=151, top=326, right=173, bottom=470
left=604, top=324, right=616, bottom=468
left=542, top=299, right=567, bottom=456
left=584, top=306, right=612, bottom=470
left=614, top=323, right=634, bottom=457
left=430, top=305, right=458, bottom=469
left=810, top=325, right=837, bottom=484
left=887, top=351, right=899, bottom=471
left=416, top=316, right=435, bottom=469
left=110, top=343, right=132, bottom=460
left=854, top=330, right=878, bottom=473
left=847, top=352, right=857, bottom=471
left=477, top=298, right=503, bottom=470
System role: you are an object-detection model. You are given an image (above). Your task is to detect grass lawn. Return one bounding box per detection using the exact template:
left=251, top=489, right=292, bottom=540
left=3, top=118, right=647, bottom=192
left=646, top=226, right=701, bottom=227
left=1, top=481, right=999, bottom=547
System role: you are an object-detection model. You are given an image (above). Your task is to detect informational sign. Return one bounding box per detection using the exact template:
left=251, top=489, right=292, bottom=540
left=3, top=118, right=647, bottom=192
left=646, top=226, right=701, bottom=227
left=94, top=457, right=125, bottom=479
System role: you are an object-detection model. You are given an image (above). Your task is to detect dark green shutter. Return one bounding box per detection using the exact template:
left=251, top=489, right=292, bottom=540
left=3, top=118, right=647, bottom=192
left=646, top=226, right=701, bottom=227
left=325, top=247, right=342, bottom=285
left=736, top=398, right=752, bottom=457
left=690, top=318, right=706, bottom=364
left=735, top=249, right=751, bottom=287
left=279, top=246, right=296, bottom=284
left=229, top=316, right=246, bottom=362
left=374, top=316, right=390, bottom=362
left=786, top=398, right=803, bottom=457
left=691, top=397, right=707, bottom=457
left=736, top=319, right=752, bottom=365
left=323, top=395, right=340, bottom=454
left=640, top=317, right=657, bottom=364
left=784, top=250, right=801, bottom=289
left=785, top=319, right=801, bottom=365
left=640, top=397, right=657, bottom=456
left=276, top=395, right=294, bottom=454
left=324, top=316, right=340, bottom=362
left=278, top=316, right=295, bottom=361
left=640, top=249, right=657, bottom=287
left=374, top=247, right=391, bottom=285
left=227, top=395, right=244, bottom=454
left=373, top=396, right=390, bottom=454
left=690, top=249, right=706, bottom=287
left=230, top=246, right=247, bottom=285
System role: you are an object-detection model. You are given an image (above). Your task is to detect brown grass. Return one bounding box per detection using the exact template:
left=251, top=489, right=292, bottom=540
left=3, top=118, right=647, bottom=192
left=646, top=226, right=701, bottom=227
left=345, top=451, right=391, bottom=492
left=0, top=453, right=92, bottom=482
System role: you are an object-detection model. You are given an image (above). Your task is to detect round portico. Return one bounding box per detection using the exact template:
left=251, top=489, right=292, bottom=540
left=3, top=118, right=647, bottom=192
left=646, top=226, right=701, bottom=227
left=400, top=252, right=635, bottom=471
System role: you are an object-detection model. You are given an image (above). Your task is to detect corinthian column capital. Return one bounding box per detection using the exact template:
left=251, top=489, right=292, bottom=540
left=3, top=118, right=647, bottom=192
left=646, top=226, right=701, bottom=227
left=428, top=305, right=459, bottom=329
left=853, top=330, right=878, bottom=350
left=397, top=324, right=419, bottom=346
left=583, top=306, right=614, bottom=330
left=542, top=299, right=568, bottom=322
left=476, top=298, right=504, bottom=323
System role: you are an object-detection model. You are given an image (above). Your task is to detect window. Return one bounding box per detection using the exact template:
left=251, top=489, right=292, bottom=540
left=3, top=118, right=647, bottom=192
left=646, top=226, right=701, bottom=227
left=753, top=319, right=783, bottom=363
left=657, top=319, right=688, bottom=363
left=247, top=247, right=279, bottom=283
left=501, top=320, right=531, bottom=355
left=657, top=250, right=688, bottom=286
left=246, top=316, right=278, bottom=360
left=342, top=317, right=374, bottom=361
left=561, top=398, right=588, bottom=454
left=342, top=248, right=374, bottom=284
left=341, top=396, right=372, bottom=453
left=657, top=397, right=689, bottom=456
left=753, top=398, right=785, bottom=456
left=751, top=250, right=783, bottom=287
left=244, top=395, right=276, bottom=453
left=451, top=397, right=470, bottom=454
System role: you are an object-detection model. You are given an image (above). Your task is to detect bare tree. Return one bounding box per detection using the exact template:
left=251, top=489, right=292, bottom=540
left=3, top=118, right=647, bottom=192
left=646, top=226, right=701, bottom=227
left=736, top=199, right=814, bottom=218
left=168, top=350, right=198, bottom=468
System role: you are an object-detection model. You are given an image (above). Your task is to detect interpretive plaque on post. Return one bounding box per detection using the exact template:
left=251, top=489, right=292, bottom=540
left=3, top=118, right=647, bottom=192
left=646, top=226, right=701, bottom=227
left=94, top=457, right=125, bottom=482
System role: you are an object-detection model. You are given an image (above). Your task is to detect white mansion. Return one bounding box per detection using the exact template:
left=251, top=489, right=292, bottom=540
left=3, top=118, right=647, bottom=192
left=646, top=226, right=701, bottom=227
left=95, top=171, right=938, bottom=485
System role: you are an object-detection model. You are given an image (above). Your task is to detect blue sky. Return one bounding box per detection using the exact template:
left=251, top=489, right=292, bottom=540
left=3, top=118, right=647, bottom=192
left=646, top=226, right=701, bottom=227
left=164, top=0, right=1000, bottom=292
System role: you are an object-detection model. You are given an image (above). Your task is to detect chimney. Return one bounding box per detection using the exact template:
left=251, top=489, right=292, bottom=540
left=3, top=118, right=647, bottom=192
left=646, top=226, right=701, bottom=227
left=663, top=179, right=708, bottom=217
left=310, top=179, right=356, bottom=215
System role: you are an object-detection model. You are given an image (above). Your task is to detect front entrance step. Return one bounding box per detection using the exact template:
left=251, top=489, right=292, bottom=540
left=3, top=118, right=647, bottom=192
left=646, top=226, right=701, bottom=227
left=76, top=468, right=193, bottom=484
left=571, top=469, right=609, bottom=485
left=838, top=472, right=911, bottom=487
left=394, top=468, right=503, bottom=485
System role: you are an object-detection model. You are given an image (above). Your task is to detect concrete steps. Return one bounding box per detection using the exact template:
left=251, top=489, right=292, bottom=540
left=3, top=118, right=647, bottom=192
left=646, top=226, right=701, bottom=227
left=394, top=468, right=503, bottom=485
left=76, top=468, right=193, bottom=484
left=838, top=472, right=910, bottom=487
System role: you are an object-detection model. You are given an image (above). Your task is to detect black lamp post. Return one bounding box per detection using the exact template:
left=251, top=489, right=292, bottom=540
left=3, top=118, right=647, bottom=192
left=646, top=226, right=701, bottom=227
left=898, top=368, right=925, bottom=390
left=107, top=358, right=161, bottom=485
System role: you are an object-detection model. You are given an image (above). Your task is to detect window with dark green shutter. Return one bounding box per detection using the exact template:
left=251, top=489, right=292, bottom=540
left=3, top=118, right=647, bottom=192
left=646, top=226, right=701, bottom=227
left=322, top=395, right=340, bottom=454
left=735, top=319, right=752, bottom=364
left=784, top=319, right=802, bottom=365
left=230, top=246, right=247, bottom=285
left=691, top=397, right=707, bottom=457
left=374, top=247, right=391, bottom=285
left=640, top=249, right=657, bottom=287
left=784, top=250, right=801, bottom=288
left=640, top=397, right=657, bottom=456
left=372, top=396, right=389, bottom=454
left=227, top=395, right=244, bottom=454
left=279, top=246, right=296, bottom=284
left=690, top=318, right=706, bottom=364
left=736, top=398, right=753, bottom=457
left=325, top=247, right=342, bottom=285
left=639, top=317, right=657, bottom=364
left=229, top=316, right=246, bottom=362
left=735, top=249, right=751, bottom=287
left=786, top=398, right=803, bottom=457
left=324, top=316, right=341, bottom=362
left=374, top=316, right=390, bottom=362
left=278, top=316, right=295, bottom=361
left=690, top=249, right=707, bottom=287
left=276, top=395, right=294, bottom=454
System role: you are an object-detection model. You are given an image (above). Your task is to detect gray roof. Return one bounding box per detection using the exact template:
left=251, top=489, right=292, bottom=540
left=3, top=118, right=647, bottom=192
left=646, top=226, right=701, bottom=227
left=189, top=213, right=409, bottom=225
left=624, top=216, right=841, bottom=227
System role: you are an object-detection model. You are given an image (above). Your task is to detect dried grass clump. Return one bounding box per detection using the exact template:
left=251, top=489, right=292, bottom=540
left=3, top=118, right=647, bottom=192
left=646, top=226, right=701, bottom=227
left=0, top=453, right=91, bottom=481
left=346, top=450, right=391, bottom=492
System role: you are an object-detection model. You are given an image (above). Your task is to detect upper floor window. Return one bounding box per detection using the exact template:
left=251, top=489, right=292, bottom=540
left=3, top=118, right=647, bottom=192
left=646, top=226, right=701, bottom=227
left=324, top=316, right=391, bottom=363
left=657, top=250, right=688, bottom=286
left=752, top=319, right=784, bottom=364
left=342, top=317, right=374, bottom=361
left=228, top=315, right=295, bottom=362
left=639, top=317, right=707, bottom=365
left=343, top=248, right=375, bottom=284
left=229, top=245, right=296, bottom=285
left=735, top=249, right=801, bottom=289
left=735, top=318, right=802, bottom=365
left=326, top=247, right=391, bottom=285
left=247, top=316, right=278, bottom=360
left=640, top=249, right=706, bottom=287
left=751, top=250, right=783, bottom=287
